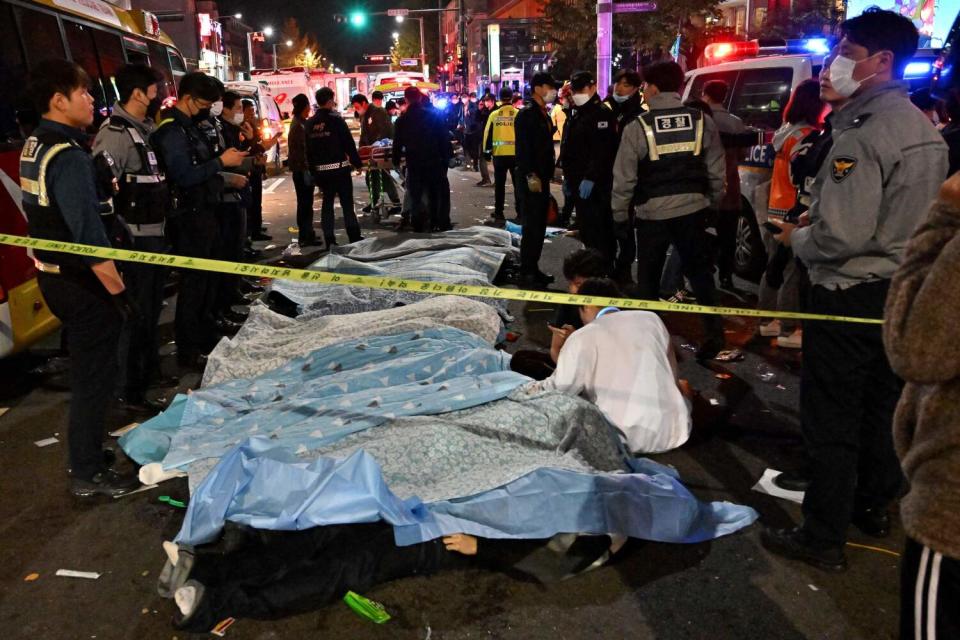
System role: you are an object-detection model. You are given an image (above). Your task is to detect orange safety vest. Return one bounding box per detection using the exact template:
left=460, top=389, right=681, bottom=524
left=768, top=124, right=816, bottom=217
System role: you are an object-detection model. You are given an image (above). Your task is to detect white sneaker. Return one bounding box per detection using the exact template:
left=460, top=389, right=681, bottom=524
left=759, top=320, right=781, bottom=337
left=777, top=330, right=802, bottom=349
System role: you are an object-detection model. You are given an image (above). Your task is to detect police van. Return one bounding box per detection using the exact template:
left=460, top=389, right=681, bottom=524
left=681, top=37, right=945, bottom=279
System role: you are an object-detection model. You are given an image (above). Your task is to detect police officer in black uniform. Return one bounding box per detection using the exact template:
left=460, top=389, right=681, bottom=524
left=306, top=87, right=363, bottom=246
left=152, top=72, right=247, bottom=370
left=20, top=60, right=140, bottom=497
left=611, top=61, right=726, bottom=359
left=92, top=64, right=173, bottom=412
left=560, top=70, right=618, bottom=265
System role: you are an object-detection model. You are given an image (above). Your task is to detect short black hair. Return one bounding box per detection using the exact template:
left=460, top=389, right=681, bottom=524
left=371, top=90, right=384, bottom=101
left=499, top=86, right=513, bottom=102
left=684, top=98, right=713, bottom=117
left=241, top=98, right=255, bottom=111
left=26, top=59, right=90, bottom=114
left=614, top=68, right=642, bottom=88
left=577, top=277, right=622, bottom=303
left=351, top=93, right=368, bottom=105
left=221, top=90, right=242, bottom=109
left=292, top=93, right=310, bottom=115
left=482, top=93, right=496, bottom=102
left=702, top=79, right=729, bottom=104
left=178, top=72, right=220, bottom=102
left=115, top=64, right=162, bottom=105
left=563, top=248, right=610, bottom=281
left=840, top=7, right=919, bottom=78
left=385, top=99, right=398, bottom=111
left=315, top=87, right=335, bottom=106
left=570, top=70, right=596, bottom=92
left=642, top=61, right=685, bottom=94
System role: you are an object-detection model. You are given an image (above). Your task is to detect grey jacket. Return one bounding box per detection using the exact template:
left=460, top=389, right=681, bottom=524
left=611, top=92, right=724, bottom=222
left=93, top=102, right=163, bottom=236
left=792, top=81, right=948, bottom=288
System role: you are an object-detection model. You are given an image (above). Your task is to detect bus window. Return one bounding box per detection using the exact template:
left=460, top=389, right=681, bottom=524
left=92, top=28, right=125, bottom=105
left=64, top=21, right=110, bottom=120
left=14, top=5, right=65, bottom=65
left=168, top=48, right=187, bottom=75
left=147, top=42, right=175, bottom=97
left=730, top=67, right=794, bottom=131
left=0, top=2, right=27, bottom=144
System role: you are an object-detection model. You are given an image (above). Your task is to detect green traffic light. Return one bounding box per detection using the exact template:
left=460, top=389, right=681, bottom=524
left=349, top=11, right=366, bottom=27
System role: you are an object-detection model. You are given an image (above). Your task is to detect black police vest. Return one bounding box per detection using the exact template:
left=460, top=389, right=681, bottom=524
left=635, top=106, right=709, bottom=203
left=19, top=130, right=89, bottom=271
left=106, top=115, right=169, bottom=225
left=152, top=116, right=219, bottom=215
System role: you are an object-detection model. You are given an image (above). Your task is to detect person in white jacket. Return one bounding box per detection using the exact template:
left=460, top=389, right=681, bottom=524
left=524, top=278, right=691, bottom=454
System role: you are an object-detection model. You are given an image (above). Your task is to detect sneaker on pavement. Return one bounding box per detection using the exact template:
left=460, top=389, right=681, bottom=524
left=776, top=330, right=803, bottom=349
left=70, top=468, right=140, bottom=498
left=761, top=526, right=847, bottom=572
left=759, top=320, right=782, bottom=337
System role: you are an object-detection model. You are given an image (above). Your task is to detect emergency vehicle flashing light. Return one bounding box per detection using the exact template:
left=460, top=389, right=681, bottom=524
left=905, top=61, right=933, bottom=77
left=704, top=38, right=832, bottom=65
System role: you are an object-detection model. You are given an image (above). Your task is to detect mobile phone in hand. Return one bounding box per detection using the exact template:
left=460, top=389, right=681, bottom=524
left=763, top=221, right=783, bottom=234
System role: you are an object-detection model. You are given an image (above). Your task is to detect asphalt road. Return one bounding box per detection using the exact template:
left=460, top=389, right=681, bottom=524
left=0, top=167, right=903, bottom=639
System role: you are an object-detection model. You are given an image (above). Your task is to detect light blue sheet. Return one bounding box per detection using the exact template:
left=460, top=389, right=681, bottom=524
left=120, top=327, right=527, bottom=471
left=174, top=440, right=758, bottom=547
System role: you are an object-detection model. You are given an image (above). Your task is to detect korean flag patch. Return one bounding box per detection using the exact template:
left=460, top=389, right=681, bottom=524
left=831, top=156, right=857, bottom=183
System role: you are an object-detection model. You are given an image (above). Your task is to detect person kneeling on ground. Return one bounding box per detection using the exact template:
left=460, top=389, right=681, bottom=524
left=523, top=278, right=691, bottom=454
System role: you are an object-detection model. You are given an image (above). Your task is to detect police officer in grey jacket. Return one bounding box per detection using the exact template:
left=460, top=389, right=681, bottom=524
left=762, top=8, right=949, bottom=571
left=92, top=64, right=170, bottom=412
left=611, top=61, right=726, bottom=359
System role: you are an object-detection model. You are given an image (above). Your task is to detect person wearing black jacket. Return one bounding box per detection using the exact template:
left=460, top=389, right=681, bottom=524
left=604, top=69, right=645, bottom=282
left=393, top=86, right=453, bottom=231
left=515, top=72, right=560, bottom=288
left=306, top=87, right=363, bottom=246
left=475, top=93, right=495, bottom=186
left=561, top=71, right=618, bottom=265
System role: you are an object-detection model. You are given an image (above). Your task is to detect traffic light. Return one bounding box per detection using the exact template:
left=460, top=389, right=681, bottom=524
left=349, top=10, right=367, bottom=27
left=456, top=57, right=467, bottom=79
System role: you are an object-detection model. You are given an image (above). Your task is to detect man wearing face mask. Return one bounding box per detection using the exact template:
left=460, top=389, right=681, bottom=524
left=559, top=71, right=618, bottom=265
left=515, top=72, right=560, bottom=288
left=762, top=8, right=949, bottom=571
left=153, top=72, right=248, bottom=371
left=92, top=64, right=173, bottom=412
left=605, top=69, right=644, bottom=283
left=612, top=61, right=726, bottom=359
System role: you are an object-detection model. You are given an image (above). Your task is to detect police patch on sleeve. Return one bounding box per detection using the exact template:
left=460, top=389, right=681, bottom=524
left=831, top=156, right=857, bottom=183
left=597, top=121, right=609, bottom=129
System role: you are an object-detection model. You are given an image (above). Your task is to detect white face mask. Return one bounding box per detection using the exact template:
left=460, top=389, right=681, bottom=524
left=210, top=100, right=224, bottom=117
left=544, top=89, right=558, bottom=103
left=230, top=111, right=244, bottom=126
left=611, top=93, right=630, bottom=104
left=829, top=54, right=878, bottom=98
left=571, top=92, right=590, bottom=107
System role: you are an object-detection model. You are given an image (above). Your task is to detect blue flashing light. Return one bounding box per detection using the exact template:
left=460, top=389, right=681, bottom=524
left=905, top=61, right=932, bottom=77
left=434, top=97, right=449, bottom=110
left=801, top=38, right=830, bottom=54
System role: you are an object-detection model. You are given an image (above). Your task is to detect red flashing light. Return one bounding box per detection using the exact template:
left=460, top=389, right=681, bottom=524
left=704, top=40, right=760, bottom=64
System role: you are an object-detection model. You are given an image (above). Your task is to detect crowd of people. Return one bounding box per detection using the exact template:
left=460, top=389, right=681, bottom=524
left=13, top=5, right=960, bottom=635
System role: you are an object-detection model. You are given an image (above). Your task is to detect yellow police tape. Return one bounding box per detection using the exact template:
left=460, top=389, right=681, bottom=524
left=0, top=233, right=884, bottom=325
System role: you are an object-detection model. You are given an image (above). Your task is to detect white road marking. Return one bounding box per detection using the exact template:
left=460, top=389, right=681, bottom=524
left=264, top=177, right=286, bottom=194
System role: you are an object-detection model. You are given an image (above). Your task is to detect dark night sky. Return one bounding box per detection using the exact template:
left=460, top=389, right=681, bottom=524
left=217, top=0, right=440, bottom=70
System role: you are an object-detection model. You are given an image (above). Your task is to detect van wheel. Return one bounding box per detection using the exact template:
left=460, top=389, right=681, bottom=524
left=733, top=209, right=767, bottom=281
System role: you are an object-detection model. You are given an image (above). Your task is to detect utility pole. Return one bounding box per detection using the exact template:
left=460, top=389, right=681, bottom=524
left=597, top=0, right=613, bottom=95
left=458, top=0, right=467, bottom=89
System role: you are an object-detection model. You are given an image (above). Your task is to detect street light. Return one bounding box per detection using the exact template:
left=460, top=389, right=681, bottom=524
left=395, top=15, right=404, bottom=23
left=234, top=13, right=242, bottom=19
left=286, top=39, right=293, bottom=47
left=263, top=26, right=274, bottom=37
left=271, top=39, right=293, bottom=71
left=392, top=31, right=400, bottom=39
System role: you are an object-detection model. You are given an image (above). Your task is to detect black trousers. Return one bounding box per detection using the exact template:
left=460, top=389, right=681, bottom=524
left=800, top=280, right=904, bottom=546
left=245, top=170, right=263, bottom=238
left=493, top=156, right=520, bottom=219
left=901, top=537, right=960, bottom=640
left=405, top=165, right=444, bottom=232
left=574, top=185, right=616, bottom=266
left=116, top=234, right=167, bottom=399
left=316, top=168, right=361, bottom=245
left=38, top=272, right=122, bottom=480
left=292, top=170, right=315, bottom=244
left=614, top=214, right=636, bottom=282
left=716, top=207, right=739, bottom=281
left=634, top=209, right=723, bottom=341
left=519, top=178, right=549, bottom=274
left=214, top=202, right=246, bottom=314
left=509, top=349, right=556, bottom=380
left=437, top=169, right=452, bottom=231
left=169, top=209, right=218, bottom=355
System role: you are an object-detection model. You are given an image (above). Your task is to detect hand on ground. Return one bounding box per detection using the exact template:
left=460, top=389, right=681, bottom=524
left=443, top=533, right=478, bottom=556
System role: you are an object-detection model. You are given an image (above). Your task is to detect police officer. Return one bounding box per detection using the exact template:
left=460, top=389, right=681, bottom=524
left=605, top=69, right=645, bottom=283
left=306, top=87, right=363, bottom=246
left=481, top=86, right=521, bottom=226
left=560, top=70, right=618, bottom=265
left=351, top=92, right=401, bottom=214
left=20, top=59, right=140, bottom=497
left=152, top=72, right=247, bottom=371
left=762, top=9, right=948, bottom=570
left=515, top=72, right=560, bottom=288
left=611, top=61, right=726, bottom=359
left=92, top=64, right=173, bottom=413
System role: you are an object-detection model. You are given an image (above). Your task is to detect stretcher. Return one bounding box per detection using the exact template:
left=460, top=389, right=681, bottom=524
left=358, top=144, right=404, bottom=226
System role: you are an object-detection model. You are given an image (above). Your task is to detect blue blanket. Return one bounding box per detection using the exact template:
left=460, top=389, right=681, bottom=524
left=120, top=327, right=527, bottom=471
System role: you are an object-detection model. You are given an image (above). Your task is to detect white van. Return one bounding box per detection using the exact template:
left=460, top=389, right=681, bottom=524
left=225, top=80, right=286, bottom=166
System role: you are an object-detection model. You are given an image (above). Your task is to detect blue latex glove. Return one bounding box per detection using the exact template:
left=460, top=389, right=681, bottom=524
left=578, top=179, right=594, bottom=199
